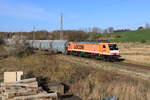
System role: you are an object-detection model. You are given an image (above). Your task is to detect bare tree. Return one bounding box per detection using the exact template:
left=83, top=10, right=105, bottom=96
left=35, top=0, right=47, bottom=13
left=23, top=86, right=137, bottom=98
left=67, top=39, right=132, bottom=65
left=145, top=23, right=150, bottom=29
left=107, top=27, right=114, bottom=33
left=91, top=27, right=103, bottom=33
left=4, top=35, right=32, bottom=57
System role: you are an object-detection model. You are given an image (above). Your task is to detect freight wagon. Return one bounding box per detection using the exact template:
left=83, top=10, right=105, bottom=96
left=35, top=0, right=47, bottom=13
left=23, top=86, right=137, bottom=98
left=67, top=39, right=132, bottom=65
left=27, top=40, right=68, bottom=54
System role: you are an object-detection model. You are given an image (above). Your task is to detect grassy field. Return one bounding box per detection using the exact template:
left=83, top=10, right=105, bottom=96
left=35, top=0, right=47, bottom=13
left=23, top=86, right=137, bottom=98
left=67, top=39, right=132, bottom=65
left=118, top=43, right=150, bottom=66
left=0, top=44, right=150, bottom=100
left=112, top=29, right=150, bottom=43
left=0, top=37, right=150, bottom=100
left=94, top=29, right=150, bottom=43
left=99, top=29, right=150, bottom=66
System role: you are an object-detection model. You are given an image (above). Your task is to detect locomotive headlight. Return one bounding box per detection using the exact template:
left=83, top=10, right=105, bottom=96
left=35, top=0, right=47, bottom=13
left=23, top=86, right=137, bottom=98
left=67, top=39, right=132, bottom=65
left=110, top=50, right=120, bottom=55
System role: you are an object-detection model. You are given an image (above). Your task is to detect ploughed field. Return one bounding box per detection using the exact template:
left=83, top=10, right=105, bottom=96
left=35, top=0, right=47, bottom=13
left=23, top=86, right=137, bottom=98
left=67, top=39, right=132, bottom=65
left=0, top=48, right=150, bottom=100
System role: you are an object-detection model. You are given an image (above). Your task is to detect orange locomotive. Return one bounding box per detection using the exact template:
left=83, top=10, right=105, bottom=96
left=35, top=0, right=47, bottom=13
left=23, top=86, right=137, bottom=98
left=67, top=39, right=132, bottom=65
left=67, top=41, right=120, bottom=61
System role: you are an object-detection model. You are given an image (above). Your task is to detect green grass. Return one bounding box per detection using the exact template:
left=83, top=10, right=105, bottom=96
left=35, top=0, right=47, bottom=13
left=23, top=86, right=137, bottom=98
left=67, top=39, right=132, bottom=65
left=112, top=29, right=150, bottom=43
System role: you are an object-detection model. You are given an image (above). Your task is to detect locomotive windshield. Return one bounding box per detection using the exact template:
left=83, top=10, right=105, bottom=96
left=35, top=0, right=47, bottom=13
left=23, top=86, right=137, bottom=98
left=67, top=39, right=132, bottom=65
left=109, top=44, right=118, bottom=50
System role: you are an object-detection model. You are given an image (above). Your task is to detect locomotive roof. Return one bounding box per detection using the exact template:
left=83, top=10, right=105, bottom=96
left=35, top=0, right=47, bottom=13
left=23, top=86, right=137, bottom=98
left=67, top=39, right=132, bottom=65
left=73, top=42, right=100, bottom=44
left=73, top=41, right=111, bottom=44
left=72, top=40, right=110, bottom=44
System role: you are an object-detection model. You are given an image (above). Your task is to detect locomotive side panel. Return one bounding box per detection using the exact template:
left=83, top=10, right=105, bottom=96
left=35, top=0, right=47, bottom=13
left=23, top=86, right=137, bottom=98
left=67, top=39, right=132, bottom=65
left=101, top=43, right=110, bottom=55
left=67, top=42, right=120, bottom=61
left=67, top=42, right=110, bottom=55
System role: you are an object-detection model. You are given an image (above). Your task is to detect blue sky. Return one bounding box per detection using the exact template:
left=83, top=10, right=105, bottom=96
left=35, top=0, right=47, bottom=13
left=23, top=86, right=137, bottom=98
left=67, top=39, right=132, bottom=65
left=0, top=0, right=150, bottom=32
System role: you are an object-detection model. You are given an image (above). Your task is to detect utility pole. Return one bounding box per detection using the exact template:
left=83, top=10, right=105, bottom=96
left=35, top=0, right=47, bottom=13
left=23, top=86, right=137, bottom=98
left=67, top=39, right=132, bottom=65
left=33, top=25, right=35, bottom=40
left=60, top=13, right=63, bottom=40
left=20, top=29, right=22, bottom=39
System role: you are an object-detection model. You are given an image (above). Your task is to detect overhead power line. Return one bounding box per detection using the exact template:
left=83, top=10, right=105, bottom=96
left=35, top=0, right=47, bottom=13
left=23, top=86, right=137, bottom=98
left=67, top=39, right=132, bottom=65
left=60, top=13, right=64, bottom=40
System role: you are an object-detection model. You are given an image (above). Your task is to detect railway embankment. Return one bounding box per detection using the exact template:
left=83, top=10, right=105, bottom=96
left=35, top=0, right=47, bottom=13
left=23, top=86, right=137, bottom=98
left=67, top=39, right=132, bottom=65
left=0, top=53, right=149, bottom=100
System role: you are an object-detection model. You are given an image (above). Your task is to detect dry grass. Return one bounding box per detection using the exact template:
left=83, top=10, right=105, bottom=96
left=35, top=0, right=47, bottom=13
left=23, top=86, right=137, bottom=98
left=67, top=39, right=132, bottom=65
left=71, top=74, right=150, bottom=100
left=118, top=43, right=150, bottom=65
left=0, top=52, right=149, bottom=100
left=0, top=45, right=7, bottom=56
left=0, top=44, right=150, bottom=100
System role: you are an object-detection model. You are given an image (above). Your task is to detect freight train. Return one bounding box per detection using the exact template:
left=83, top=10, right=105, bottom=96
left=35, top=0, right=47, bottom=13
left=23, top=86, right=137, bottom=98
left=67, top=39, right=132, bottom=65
left=27, top=40, right=120, bottom=61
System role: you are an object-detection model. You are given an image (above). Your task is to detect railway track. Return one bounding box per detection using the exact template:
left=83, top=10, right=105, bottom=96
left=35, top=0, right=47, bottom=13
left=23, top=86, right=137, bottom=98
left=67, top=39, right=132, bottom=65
left=111, top=62, right=150, bottom=71
left=64, top=54, right=150, bottom=71
left=1, top=53, right=150, bottom=71
left=68, top=54, right=150, bottom=71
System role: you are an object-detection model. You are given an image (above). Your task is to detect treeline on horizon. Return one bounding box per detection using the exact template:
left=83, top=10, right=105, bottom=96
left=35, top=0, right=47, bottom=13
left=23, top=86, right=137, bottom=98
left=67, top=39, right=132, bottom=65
left=0, top=29, right=130, bottom=41
left=0, top=23, right=150, bottom=41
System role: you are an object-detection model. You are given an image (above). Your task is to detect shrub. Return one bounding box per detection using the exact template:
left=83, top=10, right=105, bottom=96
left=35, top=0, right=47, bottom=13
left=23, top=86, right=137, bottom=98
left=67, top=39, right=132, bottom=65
left=140, top=39, right=146, bottom=43
left=88, top=32, right=101, bottom=40
left=0, top=38, right=5, bottom=45
left=4, top=35, right=33, bottom=57
left=115, top=34, right=122, bottom=38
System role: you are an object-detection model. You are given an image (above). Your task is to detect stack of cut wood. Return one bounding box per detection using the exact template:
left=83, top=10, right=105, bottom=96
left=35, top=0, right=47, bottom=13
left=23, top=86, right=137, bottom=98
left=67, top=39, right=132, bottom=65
left=0, top=78, right=58, bottom=100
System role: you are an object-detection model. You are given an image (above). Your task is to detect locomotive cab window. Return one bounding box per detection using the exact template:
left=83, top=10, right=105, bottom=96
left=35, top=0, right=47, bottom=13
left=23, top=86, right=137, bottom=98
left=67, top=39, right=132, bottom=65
left=109, top=44, right=118, bottom=50
left=103, top=45, right=106, bottom=48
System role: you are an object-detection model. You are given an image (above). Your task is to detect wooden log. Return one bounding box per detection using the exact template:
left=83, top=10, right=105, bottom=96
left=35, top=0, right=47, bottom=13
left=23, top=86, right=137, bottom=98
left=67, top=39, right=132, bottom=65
left=15, top=78, right=37, bottom=83
left=2, top=88, right=39, bottom=99
left=13, top=93, right=58, bottom=100
left=1, top=82, right=38, bottom=92
left=1, top=82, right=38, bottom=88
left=0, top=87, right=3, bottom=94
left=1, top=87, right=25, bottom=94
left=1, top=96, right=6, bottom=100
left=3, top=87, right=38, bottom=93
left=1, top=78, right=37, bottom=85
left=0, top=82, right=38, bottom=88
left=4, top=89, right=38, bottom=98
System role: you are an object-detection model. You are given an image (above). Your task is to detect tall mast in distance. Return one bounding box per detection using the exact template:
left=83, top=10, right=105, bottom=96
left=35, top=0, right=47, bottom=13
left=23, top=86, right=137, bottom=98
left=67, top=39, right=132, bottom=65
left=33, top=25, right=35, bottom=40
left=60, top=13, right=64, bottom=40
